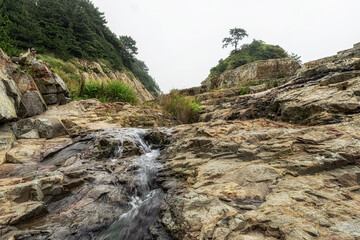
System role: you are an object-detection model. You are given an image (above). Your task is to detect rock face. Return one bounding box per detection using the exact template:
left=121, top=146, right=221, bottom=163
left=202, top=58, right=302, bottom=90
left=156, top=44, right=360, bottom=240
left=76, top=59, right=155, bottom=102
left=161, top=119, right=360, bottom=240
left=0, top=48, right=71, bottom=124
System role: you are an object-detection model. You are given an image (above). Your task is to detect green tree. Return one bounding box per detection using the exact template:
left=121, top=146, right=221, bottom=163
left=288, top=52, right=302, bottom=63
left=222, top=28, right=248, bottom=51
left=0, top=0, right=161, bottom=96
left=119, top=35, right=138, bottom=56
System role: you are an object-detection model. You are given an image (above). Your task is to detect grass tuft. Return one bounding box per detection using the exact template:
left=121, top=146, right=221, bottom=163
left=159, top=91, right=201, bottom=124
left=80, top=80, right=138, bottom=105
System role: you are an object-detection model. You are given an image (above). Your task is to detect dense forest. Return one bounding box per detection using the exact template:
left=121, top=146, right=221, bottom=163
left=0, top=0, right=160, bottom=96
left=209, top=39, right=300, bottom=78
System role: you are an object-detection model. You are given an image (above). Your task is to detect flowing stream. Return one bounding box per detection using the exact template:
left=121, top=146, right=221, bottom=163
left=98, top=129, right=165, bottom=240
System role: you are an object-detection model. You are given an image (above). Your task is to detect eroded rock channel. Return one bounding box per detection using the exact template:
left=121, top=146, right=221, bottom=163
left=1, top=127, right=172, bottom=240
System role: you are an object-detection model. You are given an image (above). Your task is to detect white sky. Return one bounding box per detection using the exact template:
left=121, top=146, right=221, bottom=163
left=92, top=0, right=360, bottom=93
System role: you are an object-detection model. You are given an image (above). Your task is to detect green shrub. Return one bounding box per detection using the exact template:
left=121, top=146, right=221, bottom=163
left=80, top=80, right=138, bottom=105
left=239, top=89, right=248, bottom=95
left=91, top=67, right=100, bottom=74
left=161, top=91, right=201, bottom=124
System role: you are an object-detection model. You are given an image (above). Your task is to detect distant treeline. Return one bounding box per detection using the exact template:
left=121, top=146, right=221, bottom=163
left=0, top=0, right=160, bottom=96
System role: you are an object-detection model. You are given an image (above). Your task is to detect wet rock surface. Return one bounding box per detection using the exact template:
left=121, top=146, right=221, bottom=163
left=0, top=99, right=177, bottom=240
left=0, top=128, right=170, bottom=240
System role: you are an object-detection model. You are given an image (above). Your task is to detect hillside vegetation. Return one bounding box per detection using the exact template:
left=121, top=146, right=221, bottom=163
left=209, top=39, right=297, bottom=78
left=0, top=0, right=160, bottom=96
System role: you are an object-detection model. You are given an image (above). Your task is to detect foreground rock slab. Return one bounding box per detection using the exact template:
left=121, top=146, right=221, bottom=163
left=161, top=119, right=360, bottom=239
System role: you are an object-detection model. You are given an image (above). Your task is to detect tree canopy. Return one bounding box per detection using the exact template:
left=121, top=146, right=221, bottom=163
left=0, top=0, right=161, bottom=96
left=222, top=28, right=248, bottom=51
left=209, top=39, right=292, bottom=78
left=120, top=36, right=138, bottom=57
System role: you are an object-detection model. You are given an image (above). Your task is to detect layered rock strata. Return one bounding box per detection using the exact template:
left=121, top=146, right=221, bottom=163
left=158, top=45, right=360, bottom=239
left=202, top=58, right=302, bottom=91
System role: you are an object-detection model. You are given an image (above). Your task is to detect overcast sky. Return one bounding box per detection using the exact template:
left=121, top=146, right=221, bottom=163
left=92, top=0, right=360, bottom=93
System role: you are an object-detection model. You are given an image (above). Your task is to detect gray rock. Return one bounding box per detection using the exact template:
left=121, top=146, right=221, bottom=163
left=20, top=91, right=47, bottom=117
left=43, top=94, right=58, bottom=105
left=19, top=129, right=40, bottom=139
left=0, top=80, right=17, bottom=123
left=12, top=118, right=36, bottom=138
left=12, top=73, right=39, bottom=94
left=57, top=93, right=66, bottom=105
left=1, top=78, right=22, bottom=107
left=35, top=117, right=69, bottom=139
left=54, top=73, right=70, bottom=97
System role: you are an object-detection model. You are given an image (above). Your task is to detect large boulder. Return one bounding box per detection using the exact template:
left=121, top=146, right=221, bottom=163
left=12, top=72, right=40, bottom=94
left=202, top=58, right=302, bottom=90
left=0, top=50, right=19, bottom=123
left=12, top=117, right=69, bottom=139
left=19, top=91, right=47, bottom=117
left=29, top=62, right=70, bottom=105
left=0, top=80, right=17, bottom=123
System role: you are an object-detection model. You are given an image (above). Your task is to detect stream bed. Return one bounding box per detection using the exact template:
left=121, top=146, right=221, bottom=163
left=98, top=128, right=168, bottom=240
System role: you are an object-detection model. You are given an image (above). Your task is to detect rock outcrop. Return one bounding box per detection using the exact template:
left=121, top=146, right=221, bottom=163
left=202, top=58, right=302, bottom=91
left=76, top=59, right=155, bottom=102
left=0, top=49, right=71, bottom=124
left=161, top=118, right=360, bottom=239
left=156, top=44, right=360, bottom=240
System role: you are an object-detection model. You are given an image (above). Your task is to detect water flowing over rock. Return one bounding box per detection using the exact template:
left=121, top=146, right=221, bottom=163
left=0, top=127, right=170, bottom=239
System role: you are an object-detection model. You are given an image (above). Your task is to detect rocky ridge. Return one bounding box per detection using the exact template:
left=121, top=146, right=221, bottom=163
left=202, top=58, right=302, bottom=91
left=158, top=43, right=360, bottom=240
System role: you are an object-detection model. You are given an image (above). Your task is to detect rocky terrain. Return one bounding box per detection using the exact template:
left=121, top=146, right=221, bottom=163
left=69, top=58, right=156, bottom=103
left=159, top=42, right=360, bottom=240
left=0, top=42, right=360, bottom=240
left=0, top=99, right=177, bottom=239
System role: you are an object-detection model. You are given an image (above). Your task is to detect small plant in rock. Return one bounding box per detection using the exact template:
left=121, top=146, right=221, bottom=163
left=91, top=67, right=101, bottom=74
left=239, top=89, right=248, bottom=95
